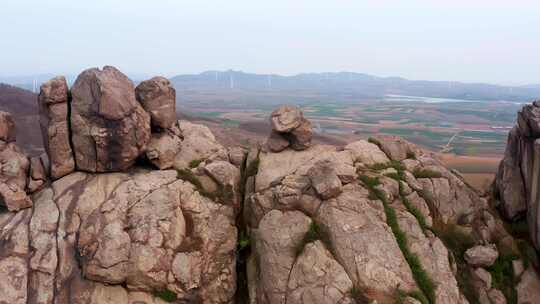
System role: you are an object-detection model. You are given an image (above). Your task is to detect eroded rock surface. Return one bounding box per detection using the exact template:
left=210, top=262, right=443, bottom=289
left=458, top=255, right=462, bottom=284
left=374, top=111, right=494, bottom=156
left=135, top=76, right=177, bottom=130
left=38, top=76, right=75, bottom=179
left=70, top=66, right=151, bottom=172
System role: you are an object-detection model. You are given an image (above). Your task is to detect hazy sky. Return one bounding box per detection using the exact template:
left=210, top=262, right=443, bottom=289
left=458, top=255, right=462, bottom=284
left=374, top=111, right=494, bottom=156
left=1, top=0, right=539, bottom=84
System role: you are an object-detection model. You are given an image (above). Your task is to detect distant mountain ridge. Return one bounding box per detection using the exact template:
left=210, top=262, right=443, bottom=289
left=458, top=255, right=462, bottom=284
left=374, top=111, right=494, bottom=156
left=171, top=70, right=540, bottom=102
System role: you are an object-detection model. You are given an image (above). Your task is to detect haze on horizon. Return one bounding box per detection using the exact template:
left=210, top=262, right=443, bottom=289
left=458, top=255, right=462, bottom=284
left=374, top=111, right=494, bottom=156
left=1, top=0, right=539, bottom=85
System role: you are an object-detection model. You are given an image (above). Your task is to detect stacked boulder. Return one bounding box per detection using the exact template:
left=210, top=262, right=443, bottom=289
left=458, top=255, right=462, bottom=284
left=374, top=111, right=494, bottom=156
left=0, top=111, right=45, bottom=211
left=266, top=105, right=313, bottom=152
left=0, top=66, right=243, bottom=304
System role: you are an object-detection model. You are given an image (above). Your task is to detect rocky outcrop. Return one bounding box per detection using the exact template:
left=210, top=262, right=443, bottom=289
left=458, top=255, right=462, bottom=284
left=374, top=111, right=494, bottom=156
left=0, top=111, right=16, bottom=142
left=1, top=66, right=244, bottom=304
left=135, top=76, right=177, bottom=130
left=265, top=106, right=313, bottom=152
left=0, top=115, right=34, bottom=211
left=4, top=66, right=540, bottom=304
left=70, top=66, right=151, bottom=172
left=38, top=76, right=76, bottom=179
left=495, top=101, right=540, bottom=251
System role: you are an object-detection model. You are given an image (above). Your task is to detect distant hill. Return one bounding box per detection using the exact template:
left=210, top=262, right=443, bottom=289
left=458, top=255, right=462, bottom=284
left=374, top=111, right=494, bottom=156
left=171, top=70, right=540, bottom=102
left=0, top=84, right=42, bottom=155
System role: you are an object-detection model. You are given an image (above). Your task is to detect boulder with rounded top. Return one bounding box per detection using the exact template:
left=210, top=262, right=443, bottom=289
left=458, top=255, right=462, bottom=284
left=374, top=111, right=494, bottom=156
left=135, top=76, right=176, bottom=130
left=70, top=66, right=151, bottom=172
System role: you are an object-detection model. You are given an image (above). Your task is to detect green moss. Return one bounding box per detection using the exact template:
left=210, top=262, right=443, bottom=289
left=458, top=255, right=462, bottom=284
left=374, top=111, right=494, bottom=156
left=401, top=193, right=429, bottom=233
left=238, top=231, right=251, bottom=251
left=176, top=168, right=233, bottom=203
left=177, top=168, right=204, bottom=190
left=396, top=289, right=429, bottom=304
left=413, top=168, right=442, bottom=179
left=154, top=290, right=177, bottom=302
left=368, top=136, right=382, bottom=147
left=358, top=174, right=380, bottom=188
left=245, top=158, right=260, bottom=178
left=487, top=254, right=518, bottom=304
left=431, top=224, right=478, bottom=303
left=348, top=286, right=370, bottom=304
left=360, top=173, right=436, bottom=303
left=296, top=221, right=332, bottom=256
left=385, top=172, right=402, bottom=181
left=189, top=159, right=203, bottom=168
left=368, top=160, right=405, bottom=173
left=406, top=150, right=417, bottom=160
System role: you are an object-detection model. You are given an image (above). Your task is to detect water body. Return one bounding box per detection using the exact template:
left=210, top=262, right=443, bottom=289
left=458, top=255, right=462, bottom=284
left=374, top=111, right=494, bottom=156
left=384, top=94, right=487, bottom=104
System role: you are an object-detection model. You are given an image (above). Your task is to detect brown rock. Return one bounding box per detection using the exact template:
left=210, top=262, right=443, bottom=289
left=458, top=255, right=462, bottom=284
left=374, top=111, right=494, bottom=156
left=496, top=127, right=527, bottom=220
left=135, top=76, right=176, bottom=130
left=373, top=135, right=415, bottom=161
left=0, top=183, right=32, bottom=211
left=270, top=105, right=303, bottom=132
left=70, top=66, right=151, bottom=172
left=288, top=117, right=313, bottom=151
left=286, top=241, right=354, bottom=304
left=308, top=160, right=342, bottom=200
left=464, top=244, right=499, bottom=267
left=145, top=127, right=182, bottom=169
left=266, top=130, right=290, bottom=152
left=252, top=210, right=312, bottom=304
left=38, top=76, right=76, bottom=179
left=27, top=156, right=47, bottom=193
left=0, top=111, right=16, bottom=143
left=0, top=142, right=29, bottom=190
left=344, top=140, right=390, bottom=166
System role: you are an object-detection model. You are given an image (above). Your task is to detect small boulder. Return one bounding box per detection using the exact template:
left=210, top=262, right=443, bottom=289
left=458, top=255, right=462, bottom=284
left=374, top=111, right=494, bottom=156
left=265, top=106, right=313, bottom=152
left=0, top=183, right=32, bottom=211
left=465, top=244, right=499, bottom=267
left=135, top=76, right=176, bottom=130
left=271, top=105, right=303, bottom=132
left=308, top=160, right=342, bottom=200
left=0, top=111, right=16, bottom=143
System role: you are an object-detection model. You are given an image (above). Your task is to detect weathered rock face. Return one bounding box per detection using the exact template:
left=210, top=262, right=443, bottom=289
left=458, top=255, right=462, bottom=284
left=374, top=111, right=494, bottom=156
left=265, top=106, right=313, bottom=152
left=495, top=101, right=540, bottom=251
left=38, top=76, right=76, bottom=179
left=70, top=66, right=151, bottom=172
left=0, top=111, right=16, bottom=143
left=135, top=76, right=177, bottom=130
left=244, top=120, right=512, bottom=303
left=0, top=143, right=31, bottom=211
left=1, top=158, right=240, bottom=304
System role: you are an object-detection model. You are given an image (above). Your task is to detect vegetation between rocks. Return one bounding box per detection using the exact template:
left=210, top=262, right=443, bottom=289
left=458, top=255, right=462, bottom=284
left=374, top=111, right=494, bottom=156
left=189, top=158, right=203, bottom=168
left=359, top=172, right=436, bottom=304
left=487, top=253, right=518, bottom=304
left=154, top=289, right=177, bottom=302
left=176, top=168, right=234, bottom=204
left=431, top=223, right=478, bottom=303
left=412, top=168, right=442, bottom=179
left=296, top=221, right=333, bottom=257
left=349, top=286, right=371, bottom=304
